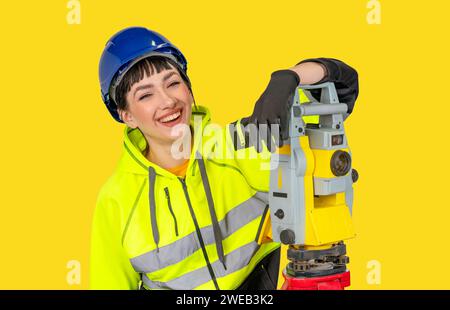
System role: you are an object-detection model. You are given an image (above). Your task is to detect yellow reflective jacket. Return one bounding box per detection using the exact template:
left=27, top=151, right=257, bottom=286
left=90, top=105, right=280, bottom=290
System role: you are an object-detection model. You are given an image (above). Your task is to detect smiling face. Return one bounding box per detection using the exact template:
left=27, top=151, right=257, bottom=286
left=117, top=60, right=193, bottom=146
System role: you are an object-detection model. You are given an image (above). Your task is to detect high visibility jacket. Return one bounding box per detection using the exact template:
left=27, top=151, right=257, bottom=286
left=90, top=105, right=280, bottom=290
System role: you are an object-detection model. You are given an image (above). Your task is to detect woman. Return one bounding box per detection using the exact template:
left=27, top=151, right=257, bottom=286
left=90, top=26, right=359, bottom=290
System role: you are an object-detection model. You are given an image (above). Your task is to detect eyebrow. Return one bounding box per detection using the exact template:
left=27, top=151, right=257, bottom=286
left=133, top=71, right=179, bottom=97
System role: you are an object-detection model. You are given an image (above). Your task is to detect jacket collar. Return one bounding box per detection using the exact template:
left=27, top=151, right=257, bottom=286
left=117, top=105, right=212, bottom=178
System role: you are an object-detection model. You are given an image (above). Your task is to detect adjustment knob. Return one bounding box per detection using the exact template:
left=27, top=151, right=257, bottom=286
left=280, top=229, right=295, bottom=245
left=274, top=209, right=284, bottom=219
left=352, top=169, right=359, bottom=183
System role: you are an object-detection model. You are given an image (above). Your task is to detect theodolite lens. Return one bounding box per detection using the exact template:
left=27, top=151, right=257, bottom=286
left=330, top=150, right=352, bottom=176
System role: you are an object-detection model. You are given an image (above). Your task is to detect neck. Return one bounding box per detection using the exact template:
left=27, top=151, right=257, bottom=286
left=144, top=134, right=192, bottom=170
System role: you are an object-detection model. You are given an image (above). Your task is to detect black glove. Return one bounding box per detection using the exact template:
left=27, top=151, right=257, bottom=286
left=246, top=70, right=300, bottom=151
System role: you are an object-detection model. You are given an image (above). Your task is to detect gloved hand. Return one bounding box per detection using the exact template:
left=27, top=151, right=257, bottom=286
left=247, top=69, right=300, bottom=151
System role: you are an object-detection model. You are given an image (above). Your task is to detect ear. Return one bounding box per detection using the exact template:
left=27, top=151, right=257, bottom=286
left=118, top=109, right=138, bottom=129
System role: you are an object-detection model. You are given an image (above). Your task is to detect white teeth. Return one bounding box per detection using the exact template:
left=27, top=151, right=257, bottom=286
left=160, top=111, right=181, bottom=123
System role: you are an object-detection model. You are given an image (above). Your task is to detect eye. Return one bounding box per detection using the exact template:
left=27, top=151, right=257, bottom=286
left=139, top=93, right=153, bottom=100
left=168, top=81, right=180, bottom=87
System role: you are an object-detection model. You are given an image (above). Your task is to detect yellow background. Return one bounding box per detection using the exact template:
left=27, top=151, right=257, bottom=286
left=0, top=0, right=449, bottom=289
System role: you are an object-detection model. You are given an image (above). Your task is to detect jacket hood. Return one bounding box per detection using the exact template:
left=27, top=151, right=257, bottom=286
left=116, top=105, right=212, bottom=178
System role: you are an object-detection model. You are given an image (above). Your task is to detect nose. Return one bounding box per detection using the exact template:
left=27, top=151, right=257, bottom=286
left=159, top=88, right=176, bottom=108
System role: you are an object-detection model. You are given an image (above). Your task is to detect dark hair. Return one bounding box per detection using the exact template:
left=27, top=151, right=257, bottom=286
left=113, top=56, right=191, bottom=111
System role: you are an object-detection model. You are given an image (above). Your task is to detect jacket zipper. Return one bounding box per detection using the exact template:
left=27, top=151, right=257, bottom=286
left=179, top=177, right=220, bottom=290
left=164, top=187, right=179, bottom=237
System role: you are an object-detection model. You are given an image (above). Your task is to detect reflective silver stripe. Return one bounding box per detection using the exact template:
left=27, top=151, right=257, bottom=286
left=141, top=241, right=260, bottom=290
left=130, top=192, right=268, bottom=273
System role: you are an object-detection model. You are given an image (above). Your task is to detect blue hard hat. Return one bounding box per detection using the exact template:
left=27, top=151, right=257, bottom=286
left=99, top=27, right=189, bottom=122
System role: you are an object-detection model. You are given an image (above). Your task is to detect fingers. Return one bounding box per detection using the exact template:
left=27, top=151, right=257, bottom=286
left=251, top=119, right=264, bottom=153
left=269, top=118, right=282, bottom=150
left=271, top=119, right=283, bottom=152
left=265, top=121, right=274, bottom=152
left=258, top=118, right=283, bottom=153
left=252, top=119, right=267, bottom=153
left=257, top=119, right=267, bottom=153
left=245, top=116, right=288, bottom=153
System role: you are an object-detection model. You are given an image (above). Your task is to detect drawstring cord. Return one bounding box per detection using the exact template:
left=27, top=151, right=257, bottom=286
left=197, top=152, right=227, bottom=270
left=148, top=166, right=160, bottom=252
